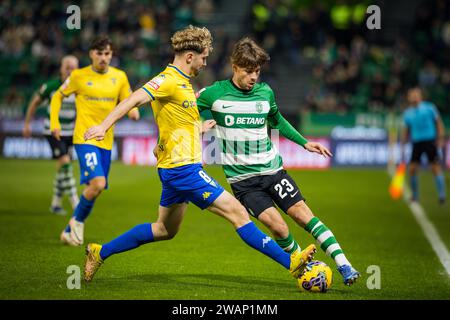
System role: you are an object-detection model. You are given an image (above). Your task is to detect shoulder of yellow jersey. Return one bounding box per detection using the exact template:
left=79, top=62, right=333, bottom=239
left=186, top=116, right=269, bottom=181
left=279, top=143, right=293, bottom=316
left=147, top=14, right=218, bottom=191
left=108, top=66, right=128, bottom=79
left=146, top=71, right=176, bottom=89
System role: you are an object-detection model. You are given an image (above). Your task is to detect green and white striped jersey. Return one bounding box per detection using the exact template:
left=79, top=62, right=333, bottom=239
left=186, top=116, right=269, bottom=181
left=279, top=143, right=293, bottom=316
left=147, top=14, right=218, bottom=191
left=38, top=79, right=76, bottom=136
left=197, top=80, right=283, bottom=183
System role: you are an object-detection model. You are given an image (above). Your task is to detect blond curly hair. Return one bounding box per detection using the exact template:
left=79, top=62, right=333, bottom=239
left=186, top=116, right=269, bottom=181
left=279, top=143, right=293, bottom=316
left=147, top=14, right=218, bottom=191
left=171, top=25, right=213, bottom=54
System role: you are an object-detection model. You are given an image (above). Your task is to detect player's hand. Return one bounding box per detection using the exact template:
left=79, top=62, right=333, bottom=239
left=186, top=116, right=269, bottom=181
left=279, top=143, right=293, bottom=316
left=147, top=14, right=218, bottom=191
left=23, top=123, right=32, bottom=138
left=84, top=125, right=106, bottom=141
left=51, top=129, right=61, bottom=141
left=304, top=141, right=333, bottom=157
left=128, top=108, right=140, bottom=121
left=152, top=144, right=158, bottom=158
left=202, top=120, right=216, bottom=133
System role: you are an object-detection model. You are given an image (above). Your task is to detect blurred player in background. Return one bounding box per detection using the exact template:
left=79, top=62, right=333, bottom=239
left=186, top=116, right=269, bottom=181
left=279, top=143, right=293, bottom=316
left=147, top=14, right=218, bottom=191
left=402, top=87, right=446, bottom=204
left=196, top=37, right=360, bottom=285
left=23, top=55, right=80, bottom=215
left=82, top=25, right=316, bottom=283
left=50, top=36, right=139, bottom=246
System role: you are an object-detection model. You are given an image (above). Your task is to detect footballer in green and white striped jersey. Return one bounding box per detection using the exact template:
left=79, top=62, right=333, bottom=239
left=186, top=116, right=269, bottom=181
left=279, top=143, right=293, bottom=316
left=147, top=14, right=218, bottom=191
left=197, top=37, right=360, bottom=285
left=39, top=79, right=76, bottom=137
left=198, top=79, right=284, bottom=183
left=22, top=55, right=79, bottom=216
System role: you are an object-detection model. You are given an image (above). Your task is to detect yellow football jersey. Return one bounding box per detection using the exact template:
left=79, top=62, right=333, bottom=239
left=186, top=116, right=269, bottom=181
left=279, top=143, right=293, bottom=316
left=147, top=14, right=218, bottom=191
left=50, top=65, right=131, bottom=150
left=142, top=64, right=201, bottom=168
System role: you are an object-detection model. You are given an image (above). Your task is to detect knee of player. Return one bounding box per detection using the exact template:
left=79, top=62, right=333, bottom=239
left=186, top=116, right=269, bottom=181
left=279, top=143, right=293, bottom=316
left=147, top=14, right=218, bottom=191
left=154, top=222, right=178, bottom=240
left=234, top=202, right=249, bottom=219
left=90, top=178, right=106, bottom=193
left=287, top=201, right=314, bottom=224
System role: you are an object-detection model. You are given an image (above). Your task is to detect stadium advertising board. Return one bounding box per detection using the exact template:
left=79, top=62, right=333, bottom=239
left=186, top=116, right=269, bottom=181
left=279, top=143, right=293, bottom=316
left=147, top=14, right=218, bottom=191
left=121, top=135, right=331, bottom=169
left=330, top=126, right=389, bottom=167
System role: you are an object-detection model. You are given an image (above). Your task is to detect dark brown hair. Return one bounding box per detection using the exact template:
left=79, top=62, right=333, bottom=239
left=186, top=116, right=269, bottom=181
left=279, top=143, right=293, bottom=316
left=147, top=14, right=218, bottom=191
left=89, top=35, right=113, bottom=51
left=231, top=37, right=270, bottom=70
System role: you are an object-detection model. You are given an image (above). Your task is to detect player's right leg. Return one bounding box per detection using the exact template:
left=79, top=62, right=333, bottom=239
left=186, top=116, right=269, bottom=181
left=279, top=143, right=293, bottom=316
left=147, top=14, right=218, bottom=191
left=207, top=190, right=315, bottom=278
left=84, top=203, right=187, bottom=282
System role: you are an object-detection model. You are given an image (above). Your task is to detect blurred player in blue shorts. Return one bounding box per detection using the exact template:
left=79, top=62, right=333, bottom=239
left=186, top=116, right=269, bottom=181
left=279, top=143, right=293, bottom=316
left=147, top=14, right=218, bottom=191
left=82, top=25, right=316, bottom=283
left=50, top=36, right=139, bottom=246
left=402, top=87, right=446, bottom=204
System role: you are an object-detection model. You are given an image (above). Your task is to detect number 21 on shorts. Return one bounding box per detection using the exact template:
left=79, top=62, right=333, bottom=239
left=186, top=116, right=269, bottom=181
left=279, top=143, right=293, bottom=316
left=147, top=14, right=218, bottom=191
left=85, top=152, right=98, bottom=167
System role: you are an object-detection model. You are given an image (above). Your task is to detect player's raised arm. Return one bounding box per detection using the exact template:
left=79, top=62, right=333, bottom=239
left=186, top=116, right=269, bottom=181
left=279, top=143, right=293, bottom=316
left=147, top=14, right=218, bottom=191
left=84, top=88, right=150, bottom=141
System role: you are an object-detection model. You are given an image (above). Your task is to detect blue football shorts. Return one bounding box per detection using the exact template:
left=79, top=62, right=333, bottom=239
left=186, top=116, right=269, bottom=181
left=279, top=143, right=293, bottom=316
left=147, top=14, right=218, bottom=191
left=74, top=144, right=111, bottom=189
left=158, top=163, right=225, bottom=210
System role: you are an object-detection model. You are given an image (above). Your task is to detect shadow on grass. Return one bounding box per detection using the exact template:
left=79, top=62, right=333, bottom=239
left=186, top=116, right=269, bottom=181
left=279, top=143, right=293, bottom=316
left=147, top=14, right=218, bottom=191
left=119, top=272, right=296, bottom=292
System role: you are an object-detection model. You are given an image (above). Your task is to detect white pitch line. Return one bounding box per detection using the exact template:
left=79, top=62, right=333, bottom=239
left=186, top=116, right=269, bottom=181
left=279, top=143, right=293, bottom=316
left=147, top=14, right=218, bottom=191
left=407, top=200, right=450, bottom=275
left=388, top=167, right=450, bottom=276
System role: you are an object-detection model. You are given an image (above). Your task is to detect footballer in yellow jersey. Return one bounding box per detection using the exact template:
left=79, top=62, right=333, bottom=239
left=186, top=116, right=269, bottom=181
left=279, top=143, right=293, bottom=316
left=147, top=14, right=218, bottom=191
left=50, top=36, right=139, bottom=247
left=141, top=64, right=202, bottom=168
left=83, top=27, right=315, bottom=283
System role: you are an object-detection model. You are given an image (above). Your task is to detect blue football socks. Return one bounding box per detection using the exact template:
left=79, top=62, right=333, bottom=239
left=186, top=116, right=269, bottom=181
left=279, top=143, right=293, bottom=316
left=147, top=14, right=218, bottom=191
left=100, top=223, right=154, bottom=260
left=236, top=222, right=290, bottom=269
left=73, top=195, right=95, bottom=223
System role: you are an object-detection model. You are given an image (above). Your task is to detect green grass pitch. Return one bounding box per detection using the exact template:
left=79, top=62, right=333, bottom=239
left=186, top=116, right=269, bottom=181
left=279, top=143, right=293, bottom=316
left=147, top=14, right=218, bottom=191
left=0, top=158, right=449, bottom=299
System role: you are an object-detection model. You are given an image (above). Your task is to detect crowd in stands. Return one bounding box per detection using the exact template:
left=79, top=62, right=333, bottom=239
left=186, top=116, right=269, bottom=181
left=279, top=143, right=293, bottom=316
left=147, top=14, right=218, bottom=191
left=0, top=0, right=225, bottom=118
left=1, top=0, right=449, bottom=118
left=247, top=0, right=450, bottom=115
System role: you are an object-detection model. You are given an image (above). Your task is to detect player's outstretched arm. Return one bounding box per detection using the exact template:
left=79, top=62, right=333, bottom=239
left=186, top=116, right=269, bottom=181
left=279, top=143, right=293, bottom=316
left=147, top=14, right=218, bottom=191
left=84, top=88, right=149, bottom=141
left=304, top=141, right=333, bottom=158
left=23, top=94, right=43, bottom=137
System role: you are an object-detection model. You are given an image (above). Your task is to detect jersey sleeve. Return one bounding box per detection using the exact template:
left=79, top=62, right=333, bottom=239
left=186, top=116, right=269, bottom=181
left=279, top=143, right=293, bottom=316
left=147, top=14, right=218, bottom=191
left=196, top=86, right=215, bottom=112
left=37, top=81, right=53, bottom=100
left=141, top=74, right=175, bottom=101
left=59, top=72, right=78, bottom=97
left=119, top=72, right=132, bottom=102
left=267, top=85, right=279, bottom=117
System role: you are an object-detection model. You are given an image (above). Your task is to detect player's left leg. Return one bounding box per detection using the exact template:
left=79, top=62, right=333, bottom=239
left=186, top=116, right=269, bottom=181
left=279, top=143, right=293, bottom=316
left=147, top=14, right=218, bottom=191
left=61, top=145, right=110, bottom=246
left=426, top=142, right=446, bottom=204
left=286, top=201, right=360, bottom=285
left=59, top=137, right=79, bottom=210
left=230, top=176, right=301, bottom=254
left=84, top=203, right=188, bottom=282
left=431, top=163, right=446, bottom=204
